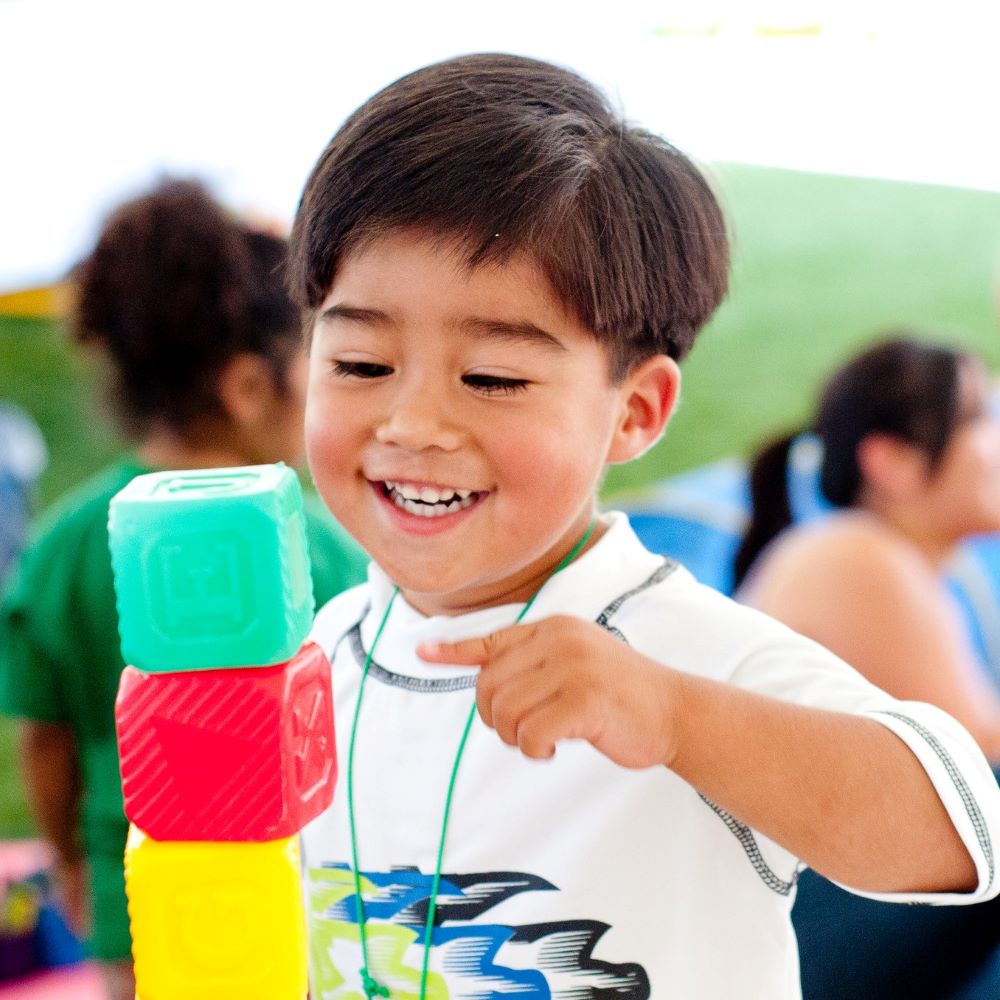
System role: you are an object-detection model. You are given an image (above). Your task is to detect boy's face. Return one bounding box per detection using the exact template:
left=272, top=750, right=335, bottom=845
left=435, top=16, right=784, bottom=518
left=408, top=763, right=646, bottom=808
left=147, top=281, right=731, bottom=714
left=305, top=230, right=675, bottom=616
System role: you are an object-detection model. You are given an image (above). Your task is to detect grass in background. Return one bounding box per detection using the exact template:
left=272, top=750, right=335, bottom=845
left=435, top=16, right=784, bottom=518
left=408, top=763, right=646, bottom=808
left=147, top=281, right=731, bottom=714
left=0, top=316, right=125, bottom=511
left=2, top=164, right=1000, bottom=835
left=605, top=164, right=1000, bottom=495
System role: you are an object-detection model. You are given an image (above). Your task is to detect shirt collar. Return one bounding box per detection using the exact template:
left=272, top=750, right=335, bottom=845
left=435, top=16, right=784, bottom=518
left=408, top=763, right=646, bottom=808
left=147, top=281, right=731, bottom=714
left=360, top=512, right=671, bottom=681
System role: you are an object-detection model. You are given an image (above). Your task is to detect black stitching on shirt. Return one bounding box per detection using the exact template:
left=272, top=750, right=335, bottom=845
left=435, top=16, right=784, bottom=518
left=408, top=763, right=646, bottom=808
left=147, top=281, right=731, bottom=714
left=698, top=797, right=799, bottom=896
left=697, top=709, right=998, bottom=898
left=876, top=711, right=994, bottom=886
left=346, top=558, right=678, bottom=689
left=595, top=560, right=678, bottom=636
left=329, top=602, right=368, bottom=661
left=599, top=559, right=797, bottom=898
left=348, top=622, right=477, bottom=692
left=332, top=602, right=474, bottom=692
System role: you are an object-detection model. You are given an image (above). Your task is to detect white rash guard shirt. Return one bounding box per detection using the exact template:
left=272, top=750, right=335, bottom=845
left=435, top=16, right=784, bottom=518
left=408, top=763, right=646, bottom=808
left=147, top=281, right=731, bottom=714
left=302, top=512, right=1000, bottom=999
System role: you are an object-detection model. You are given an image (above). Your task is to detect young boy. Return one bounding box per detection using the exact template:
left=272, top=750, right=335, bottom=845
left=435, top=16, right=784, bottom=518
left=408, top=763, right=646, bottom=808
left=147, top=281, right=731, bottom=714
left=289, top=54, right=1000, bottom=998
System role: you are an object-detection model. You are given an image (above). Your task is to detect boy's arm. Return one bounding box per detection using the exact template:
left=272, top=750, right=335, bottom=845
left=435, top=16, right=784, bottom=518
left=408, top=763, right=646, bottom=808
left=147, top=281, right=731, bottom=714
left=17, top=720, right=90, bottom=935
left=666, top=670, right=977, bottom=894
left=419, top=618, right=983, bottom=896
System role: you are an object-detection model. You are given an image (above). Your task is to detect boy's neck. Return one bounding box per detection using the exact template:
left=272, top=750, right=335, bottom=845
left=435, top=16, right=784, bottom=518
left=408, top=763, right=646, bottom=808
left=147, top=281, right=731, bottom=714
left=400, top=517, right=607, bottom=617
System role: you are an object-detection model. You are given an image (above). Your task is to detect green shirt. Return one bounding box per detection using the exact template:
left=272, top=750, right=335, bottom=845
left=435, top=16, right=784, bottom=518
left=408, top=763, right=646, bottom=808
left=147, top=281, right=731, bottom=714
left=0, top=458, right=368, bottom=954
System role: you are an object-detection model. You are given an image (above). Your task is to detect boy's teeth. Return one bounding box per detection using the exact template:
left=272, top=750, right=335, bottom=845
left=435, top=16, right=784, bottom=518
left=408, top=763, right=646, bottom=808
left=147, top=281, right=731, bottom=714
left=385, top=481, right=478, bottom=517
left=388, top=482, right=424, bottom=501
left=385, top=481, right=471, bottom=505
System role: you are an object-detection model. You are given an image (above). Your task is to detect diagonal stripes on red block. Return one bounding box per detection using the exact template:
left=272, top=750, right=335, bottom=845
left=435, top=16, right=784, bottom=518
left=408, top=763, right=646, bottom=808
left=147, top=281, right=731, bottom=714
left=115, top=642, right=336, bottom=841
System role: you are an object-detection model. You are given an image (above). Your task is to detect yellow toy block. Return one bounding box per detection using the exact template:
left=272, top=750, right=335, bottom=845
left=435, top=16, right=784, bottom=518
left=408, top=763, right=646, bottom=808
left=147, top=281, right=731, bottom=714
left=125, top=826, right=307, bottom=1000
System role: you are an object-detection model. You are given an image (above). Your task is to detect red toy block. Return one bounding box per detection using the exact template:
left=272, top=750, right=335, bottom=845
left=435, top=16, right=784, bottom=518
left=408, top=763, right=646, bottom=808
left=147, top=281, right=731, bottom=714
left=116, top=641, right=336, bottom=841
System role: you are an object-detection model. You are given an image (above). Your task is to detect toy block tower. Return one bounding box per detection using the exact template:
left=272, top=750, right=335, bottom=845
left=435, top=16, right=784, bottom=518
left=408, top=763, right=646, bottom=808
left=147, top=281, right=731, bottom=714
left=109, top=465, right=336, bottom=1000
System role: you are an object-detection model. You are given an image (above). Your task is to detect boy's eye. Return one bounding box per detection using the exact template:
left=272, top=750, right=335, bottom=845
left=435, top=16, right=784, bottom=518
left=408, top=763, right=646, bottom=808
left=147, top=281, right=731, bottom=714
left=331, top=360, right=392, bottom=379
left=463, top=373, right=530, bottom=396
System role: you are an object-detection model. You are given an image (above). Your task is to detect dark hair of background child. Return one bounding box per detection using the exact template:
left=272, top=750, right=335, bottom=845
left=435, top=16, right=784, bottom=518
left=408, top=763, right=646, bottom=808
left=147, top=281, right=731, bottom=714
left=733, top=336, right=967, bottom=588
left=288, top=52, right=730, bottom=381
left=71, top=179, right=302, bottom=436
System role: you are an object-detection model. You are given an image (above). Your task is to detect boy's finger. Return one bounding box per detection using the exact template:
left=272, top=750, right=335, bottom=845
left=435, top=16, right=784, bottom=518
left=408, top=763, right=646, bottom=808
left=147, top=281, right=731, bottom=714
left=516, top=697, right=584, bottom=760
left=481, top=668, right=558, bottom=738
left=417, top=626, right=526, bottom=666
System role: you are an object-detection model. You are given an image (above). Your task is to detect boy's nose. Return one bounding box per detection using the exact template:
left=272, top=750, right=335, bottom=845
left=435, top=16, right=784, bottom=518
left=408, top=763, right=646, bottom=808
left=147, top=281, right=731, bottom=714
left=374, top=382, right=464, bottom=452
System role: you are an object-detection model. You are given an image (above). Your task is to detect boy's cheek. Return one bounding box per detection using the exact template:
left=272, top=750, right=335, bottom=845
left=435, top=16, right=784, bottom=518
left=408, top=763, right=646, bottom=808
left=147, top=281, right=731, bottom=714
left=303, top=398, right=344, bottom=454
left=303, top=424, right=350, bottom=510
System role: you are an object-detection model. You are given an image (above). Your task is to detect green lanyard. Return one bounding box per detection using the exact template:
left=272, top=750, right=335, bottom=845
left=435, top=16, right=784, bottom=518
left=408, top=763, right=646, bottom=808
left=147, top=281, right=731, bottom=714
left=346, top=518, right=598, bottom=999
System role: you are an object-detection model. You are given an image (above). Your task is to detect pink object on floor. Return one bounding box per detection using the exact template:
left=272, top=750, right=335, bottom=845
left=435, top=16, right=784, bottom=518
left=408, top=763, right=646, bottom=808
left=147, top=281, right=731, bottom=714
left=0, top=840, right=53, bottom=883
left=0, top=962, right=104, bottom=999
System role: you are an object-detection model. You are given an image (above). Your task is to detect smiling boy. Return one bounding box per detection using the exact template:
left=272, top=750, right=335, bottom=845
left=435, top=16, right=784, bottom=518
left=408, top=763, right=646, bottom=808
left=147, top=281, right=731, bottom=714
left=290, top=54, right=1000, bottom=999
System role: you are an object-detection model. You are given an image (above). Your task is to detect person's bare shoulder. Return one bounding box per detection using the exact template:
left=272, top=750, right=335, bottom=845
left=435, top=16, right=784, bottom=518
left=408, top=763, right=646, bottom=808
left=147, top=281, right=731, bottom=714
left=741, top=512, right=941, bottom=646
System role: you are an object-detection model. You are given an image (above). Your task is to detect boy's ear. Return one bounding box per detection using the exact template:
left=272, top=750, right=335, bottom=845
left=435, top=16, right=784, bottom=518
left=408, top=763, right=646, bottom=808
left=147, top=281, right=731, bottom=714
left=606, top=355, right=681, bottom=465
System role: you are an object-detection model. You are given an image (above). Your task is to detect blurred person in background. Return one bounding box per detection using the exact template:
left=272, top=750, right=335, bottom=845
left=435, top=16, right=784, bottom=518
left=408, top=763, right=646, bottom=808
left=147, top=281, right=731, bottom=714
left=735, top=334, right=1000, bottom=999
left=0, top=179, right=368, bottom=1000
left=736, top=335, right=1000, bottom=761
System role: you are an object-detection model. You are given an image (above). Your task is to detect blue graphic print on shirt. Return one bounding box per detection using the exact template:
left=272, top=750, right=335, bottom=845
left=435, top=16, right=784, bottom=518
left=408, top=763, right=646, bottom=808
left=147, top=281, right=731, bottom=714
left=307, top=864, right=650, bottom=998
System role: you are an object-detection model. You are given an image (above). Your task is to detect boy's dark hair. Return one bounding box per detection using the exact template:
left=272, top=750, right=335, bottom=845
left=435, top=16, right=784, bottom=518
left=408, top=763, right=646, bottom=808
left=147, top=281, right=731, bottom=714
left=288, top=53, right=729, bottom=379
left=72, top=179, right=301, bottom=435
left=733, top=335, right=968, bottom=587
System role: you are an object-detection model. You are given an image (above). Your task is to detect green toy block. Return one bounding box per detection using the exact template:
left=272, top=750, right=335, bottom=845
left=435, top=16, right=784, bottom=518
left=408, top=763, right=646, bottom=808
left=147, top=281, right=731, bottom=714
left=109, top=464, right=314, bottom=672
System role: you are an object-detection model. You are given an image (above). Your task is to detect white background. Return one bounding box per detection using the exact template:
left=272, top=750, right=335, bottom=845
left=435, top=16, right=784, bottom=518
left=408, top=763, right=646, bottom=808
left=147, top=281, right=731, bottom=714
left=2, top=0, right=998, bottom=291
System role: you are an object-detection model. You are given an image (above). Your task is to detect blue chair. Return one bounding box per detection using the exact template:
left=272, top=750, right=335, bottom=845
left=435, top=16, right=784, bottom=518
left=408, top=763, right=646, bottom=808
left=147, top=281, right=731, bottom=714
left=949, top=536, right=1000, bottom=691
left=620, top=458, right=748, bottom=595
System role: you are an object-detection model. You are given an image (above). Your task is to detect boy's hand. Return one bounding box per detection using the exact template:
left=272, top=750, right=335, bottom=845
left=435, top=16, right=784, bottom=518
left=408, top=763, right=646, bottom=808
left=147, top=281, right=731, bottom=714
left=417, top=616, right=678, bottom=769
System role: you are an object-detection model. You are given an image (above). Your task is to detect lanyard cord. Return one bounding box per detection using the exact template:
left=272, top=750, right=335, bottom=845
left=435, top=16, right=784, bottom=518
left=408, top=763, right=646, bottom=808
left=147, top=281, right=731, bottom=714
left=347, top=518, right=598, bottom=999
left=347, top=589, right=396, bottom=999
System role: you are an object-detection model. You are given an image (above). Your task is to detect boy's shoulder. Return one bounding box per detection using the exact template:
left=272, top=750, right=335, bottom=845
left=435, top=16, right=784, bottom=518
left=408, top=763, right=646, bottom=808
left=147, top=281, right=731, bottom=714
left=607, top=530, right=820, bottom=683
left=309, top=580, right=371, bottom=658
left=616, top=561, right=789, bottom=640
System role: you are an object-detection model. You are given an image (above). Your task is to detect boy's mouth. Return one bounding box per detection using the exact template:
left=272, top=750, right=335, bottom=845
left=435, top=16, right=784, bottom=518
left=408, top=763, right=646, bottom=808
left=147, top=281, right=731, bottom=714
left=380, top=480, right=486, bottom=518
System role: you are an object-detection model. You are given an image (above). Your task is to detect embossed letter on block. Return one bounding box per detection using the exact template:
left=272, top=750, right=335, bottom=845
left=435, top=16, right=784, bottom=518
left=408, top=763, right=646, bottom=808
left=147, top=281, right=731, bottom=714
left=109, top=464, right=314, bottom=672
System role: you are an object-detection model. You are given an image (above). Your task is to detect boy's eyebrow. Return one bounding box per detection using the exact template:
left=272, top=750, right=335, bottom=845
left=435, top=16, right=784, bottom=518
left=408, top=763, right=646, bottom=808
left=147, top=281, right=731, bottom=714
left=457, top=317, right=567, bottom=352
left=318, top=304, right=390, bottom=326
left=318, top=305, right=567, bottom=352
